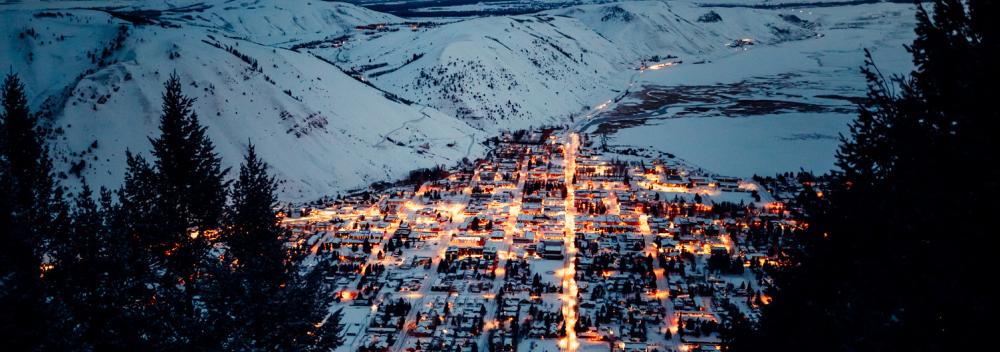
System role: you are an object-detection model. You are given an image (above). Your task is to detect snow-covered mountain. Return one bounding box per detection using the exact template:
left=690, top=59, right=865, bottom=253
left=1, top=1, right=481, bottom=201
left=316, top=14, right=631, bottom=129
left=161, top=0, right=403, bottom=45
left=554, top=1, right=818, bottom=56
left=317, top=0, right=819, bottom=130
left=1, top=0, right=915, bottom=200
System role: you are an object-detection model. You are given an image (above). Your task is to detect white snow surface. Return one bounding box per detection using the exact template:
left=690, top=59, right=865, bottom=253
left=165, top=0, right=403, bottom=45
left=613, top=113, right=853, bottom=177
left=598, top=1, right=917, bottom=177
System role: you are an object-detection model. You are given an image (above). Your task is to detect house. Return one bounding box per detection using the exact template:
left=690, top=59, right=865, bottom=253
left=540, top=240, right=564, bottom=260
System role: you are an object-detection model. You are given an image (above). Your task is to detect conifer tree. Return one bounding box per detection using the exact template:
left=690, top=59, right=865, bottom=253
left=46, top=184, right=103, bottom=346
left=146, top=72, right=227, bottom=273
left=98, top=186, right=158, bottom=350
left=121, top=72, right=229, bottom=348
left=41, top=183, right=157, bottom=350
left=0, top=72, right=70, bottom=350
left=222, top=144, right=343, bottom=351
left=741, top=1, right=998, bottom=350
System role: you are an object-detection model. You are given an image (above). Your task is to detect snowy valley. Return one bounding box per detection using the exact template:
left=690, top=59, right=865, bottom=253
left=5, top=2, right=988, bottom=352
left=1, top=0, right=916, bottom=200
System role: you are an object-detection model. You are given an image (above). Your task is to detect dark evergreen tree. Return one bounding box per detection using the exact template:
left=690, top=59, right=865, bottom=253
left=0, top=70, right=346, bottom=351
left=121, top=73, right=229, bottom=348
left=739, top=1, right=998, bottom=351
left=44, top=183, right=158, bottom=350
left=46, top=185, right=102, bottom=347
left=221, top=144, right=343, bottom=351
left=0, top=72, right=71, bottom=350
left=146, top=71, right=228, bottom=265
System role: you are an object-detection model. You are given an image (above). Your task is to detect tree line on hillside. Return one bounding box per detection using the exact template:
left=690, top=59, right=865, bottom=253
left=0, top=72, right=343, bottom=351
left=732, top=1, right=997, bottom=350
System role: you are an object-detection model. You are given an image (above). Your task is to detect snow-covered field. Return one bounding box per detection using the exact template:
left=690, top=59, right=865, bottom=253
left=611, top=113, right=852, bottom=177
left=586, top=1, right=917, bottom=178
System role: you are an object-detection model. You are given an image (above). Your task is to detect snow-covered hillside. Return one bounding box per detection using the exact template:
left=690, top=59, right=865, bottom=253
left=316, top=14, right=631, bottom=129
left=162, top=0, right=403, bottom=45
left=553, top=1, right=817, bottom=57
left=1, top=2, right=481, bottom=201
left=594, top=1, right=917, bottom=177
left=1, top=0, right=918, bottom=199
left=318, top=0, right=819, bottom=131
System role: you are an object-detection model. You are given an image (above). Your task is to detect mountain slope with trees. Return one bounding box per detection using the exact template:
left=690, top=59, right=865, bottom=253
left=0, top=72, right=345, bottom=350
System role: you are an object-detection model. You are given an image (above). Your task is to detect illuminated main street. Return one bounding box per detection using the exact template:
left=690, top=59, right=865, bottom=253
left=559, top=133, right=580, bottom=352
left=281, top=128, right=796, bottom=352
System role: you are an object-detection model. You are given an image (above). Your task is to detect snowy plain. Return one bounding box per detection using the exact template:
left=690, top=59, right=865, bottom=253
left=587, top=1, right=917, bottom=178
left=612, top=113, right=853, bottom=176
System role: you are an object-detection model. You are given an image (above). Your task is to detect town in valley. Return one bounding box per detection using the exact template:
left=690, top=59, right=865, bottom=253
left=283, top=129, right=805, bottom=352
left=3, top=0, right=980, bottom=350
